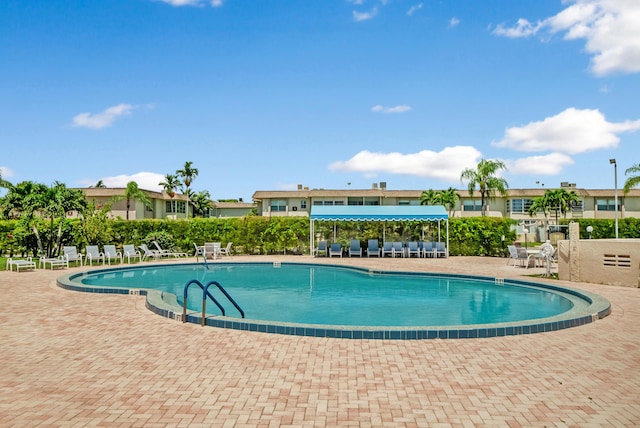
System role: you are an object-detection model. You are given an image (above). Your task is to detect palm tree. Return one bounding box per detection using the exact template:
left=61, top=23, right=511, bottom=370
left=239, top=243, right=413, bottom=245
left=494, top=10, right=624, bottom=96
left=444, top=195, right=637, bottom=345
left=419, top=189, right=439, bottom=206
left=623, top=163, right=640, bottom=194
left=546, top=188, right=579, bottom=222
left=122, top=181, right=151, bottom=220
left=460, top=159, right=509, bottom=216
left=176, top=161, right=199, bottom=193
left=190, top=190, right=213, bottom=217
left=440, top=187, right=460, bottom=217
left=159, top=174, right=182, bottom=214
left=92, top=180, right=106, bottom=188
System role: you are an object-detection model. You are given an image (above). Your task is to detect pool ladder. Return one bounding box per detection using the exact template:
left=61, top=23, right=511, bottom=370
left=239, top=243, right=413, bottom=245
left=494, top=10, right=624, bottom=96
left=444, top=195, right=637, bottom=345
left=183, top=279, right=245, bottom=326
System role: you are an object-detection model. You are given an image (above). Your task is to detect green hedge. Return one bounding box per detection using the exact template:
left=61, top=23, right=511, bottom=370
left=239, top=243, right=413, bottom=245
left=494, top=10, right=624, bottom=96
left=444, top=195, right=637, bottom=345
left=559, top=218, right=640, bottom=239
left=0, top=216, right=522, bottom=258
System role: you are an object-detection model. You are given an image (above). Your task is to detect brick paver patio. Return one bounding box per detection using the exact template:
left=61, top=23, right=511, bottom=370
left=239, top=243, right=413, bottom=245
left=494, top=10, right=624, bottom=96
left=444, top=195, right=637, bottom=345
left=1, top=256, right=638, bottom=427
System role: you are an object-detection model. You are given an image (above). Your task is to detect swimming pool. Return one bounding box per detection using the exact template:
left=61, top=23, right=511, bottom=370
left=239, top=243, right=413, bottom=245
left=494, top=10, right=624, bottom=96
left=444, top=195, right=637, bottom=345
left=58, top=262, right=611, bottom=339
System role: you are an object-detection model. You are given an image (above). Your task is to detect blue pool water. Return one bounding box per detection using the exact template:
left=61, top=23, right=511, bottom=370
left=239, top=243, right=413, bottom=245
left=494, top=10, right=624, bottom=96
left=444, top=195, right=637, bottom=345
left=77, top=263, right=577, bottom=327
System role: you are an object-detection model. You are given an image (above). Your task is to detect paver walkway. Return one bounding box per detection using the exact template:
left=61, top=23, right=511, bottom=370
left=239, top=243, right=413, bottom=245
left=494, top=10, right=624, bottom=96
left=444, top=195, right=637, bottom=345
left=1, top=256, right=639, bottom=427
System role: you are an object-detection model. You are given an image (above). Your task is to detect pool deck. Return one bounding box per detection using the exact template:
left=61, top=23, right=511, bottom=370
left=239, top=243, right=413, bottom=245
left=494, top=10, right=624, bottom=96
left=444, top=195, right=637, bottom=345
left=1, top=255, right=638, bottom=427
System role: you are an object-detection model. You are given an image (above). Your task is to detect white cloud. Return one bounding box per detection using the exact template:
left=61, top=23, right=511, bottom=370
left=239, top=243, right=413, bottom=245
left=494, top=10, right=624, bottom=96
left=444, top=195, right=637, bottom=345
left=346, top=0, right=365, bottom=4
left=506, top=153, right=575, bottom=175
left=71, top=104, right=136, bottom=130
left=449, top=17, right=460, bottom=28
left=98, top=172, right=166, bottom=192
left=371, top=104, right=411, bottom=114
left=0, top=166, right=14, bottom=179
left=493, top=107, right=640, bottom=154
left=493, top=0, right=640, bottom=76
left=329, top=146, right=483, bottom=182
left=158, top=0, right=202, bottom=6
left=353, top=8, right=378, bottom=22
left=407, top=3, right=423, bottom=16
left=157, top=0, right=223, bottom=6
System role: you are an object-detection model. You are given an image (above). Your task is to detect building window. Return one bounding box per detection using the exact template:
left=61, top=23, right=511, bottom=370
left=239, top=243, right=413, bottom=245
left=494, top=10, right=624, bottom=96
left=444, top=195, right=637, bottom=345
left=348, top=197, right=364, bottom=206
left=166, top=201, right=186, bottom=214
left=313, top=200, right=344, bottom=206
left=507, top=199, right=533, bottom=213
left=364, top=198, right=380, bottom=206
left=398, top=200, right=410, bottom=206
left=463, top=200, right=482, bottom=211
left=270, top=200, right=287, bottom=212
left=300, top=200, right=307, bottom=209
left=596, top=198, right=620, bottom=211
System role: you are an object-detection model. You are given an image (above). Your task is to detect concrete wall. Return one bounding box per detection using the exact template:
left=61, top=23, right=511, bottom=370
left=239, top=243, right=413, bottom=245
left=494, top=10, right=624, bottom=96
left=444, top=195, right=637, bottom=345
left=558, top=222, right=640, bottom=287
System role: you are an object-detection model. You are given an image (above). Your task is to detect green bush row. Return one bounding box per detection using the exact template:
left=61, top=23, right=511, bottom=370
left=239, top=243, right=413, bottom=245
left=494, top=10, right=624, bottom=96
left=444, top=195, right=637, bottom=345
left=0, top=216, right=524, bottom=258
left=559, top=218, right=640, bottom=239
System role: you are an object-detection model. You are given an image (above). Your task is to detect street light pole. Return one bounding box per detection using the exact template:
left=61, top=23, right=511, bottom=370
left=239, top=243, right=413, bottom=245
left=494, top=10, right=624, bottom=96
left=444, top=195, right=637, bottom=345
left=610, top=159, right=618, bottom=239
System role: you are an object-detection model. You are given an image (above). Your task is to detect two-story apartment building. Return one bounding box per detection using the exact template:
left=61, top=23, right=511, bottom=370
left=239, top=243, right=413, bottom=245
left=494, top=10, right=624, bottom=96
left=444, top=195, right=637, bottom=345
left=79, top=188, right=192, bottom=220
left=252, top=182, right=640, bottom=223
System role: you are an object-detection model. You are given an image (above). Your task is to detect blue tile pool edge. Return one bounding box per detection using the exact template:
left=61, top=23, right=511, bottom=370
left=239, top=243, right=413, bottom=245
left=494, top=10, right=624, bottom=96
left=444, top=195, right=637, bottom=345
left=56, top=262, right=612, bottom=340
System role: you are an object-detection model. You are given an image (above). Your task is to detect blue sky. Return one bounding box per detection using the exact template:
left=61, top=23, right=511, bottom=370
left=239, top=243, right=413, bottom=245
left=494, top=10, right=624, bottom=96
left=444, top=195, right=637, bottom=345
left=1, top=0, right=639, bottom=201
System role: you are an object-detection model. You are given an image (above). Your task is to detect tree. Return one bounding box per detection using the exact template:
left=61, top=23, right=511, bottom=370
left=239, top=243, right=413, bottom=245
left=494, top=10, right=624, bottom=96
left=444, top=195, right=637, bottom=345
left=460, top=159, right=509, bottom=216
left=176, top=161, right=199, bottom=193
left=623, top=163, right=640, bottom=194
left=177, top=161, right=199, bottom=218
left=419, top=189, right=439, bottom=206
left=420, top=188, right=459, bottom=217
left=440, top=187, right=460, bottom=217
left=159, top=174, right=182, bottom=215
left=121, top=181, right=151, bottom=220
left=91, top=180, right=106, bottom=188
left=159, top=174, right=181, bottom=198
left=546, top=188, right=579, bottom=222
left=1, top=181, right=86, bottom=256
left=190, top=190, right=213, bottom=218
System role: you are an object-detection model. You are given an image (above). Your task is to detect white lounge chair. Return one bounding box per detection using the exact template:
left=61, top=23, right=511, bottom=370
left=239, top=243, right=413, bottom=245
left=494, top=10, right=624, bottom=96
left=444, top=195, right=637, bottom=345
left=7, top=257, right=36, bottom=272
left=85, top=245, right=105, bottom=266
left=39, top=256, right=68, bottom=270
left=218, top=242, right=232, bottom=257
left=139, top=244, right=161, bottom=261
left=152, top=241, right=187, bottom=259
left=103, top=245, right=123, bottom=265
left=123, top=244, right=141, bottom=264
left=63, top=246, right=83, bottom=266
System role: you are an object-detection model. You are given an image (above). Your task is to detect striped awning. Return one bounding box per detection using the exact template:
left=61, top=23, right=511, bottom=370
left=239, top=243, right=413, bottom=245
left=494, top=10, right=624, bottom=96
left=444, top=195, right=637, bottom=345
left=310, top=205, right=448, bottom=222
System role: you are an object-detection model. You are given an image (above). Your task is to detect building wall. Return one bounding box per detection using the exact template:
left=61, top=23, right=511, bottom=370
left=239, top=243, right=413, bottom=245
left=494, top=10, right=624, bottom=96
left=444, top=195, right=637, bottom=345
left=558, top=222, right=640, bottom=287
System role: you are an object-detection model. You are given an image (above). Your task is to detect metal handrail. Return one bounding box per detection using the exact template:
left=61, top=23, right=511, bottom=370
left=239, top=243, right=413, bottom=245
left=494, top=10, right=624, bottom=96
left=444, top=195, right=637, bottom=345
left=183, top=279, right=225, bottom=324
left=203, top=280, right=245, bottom=320
left=182, top=279, right=245, bottom=327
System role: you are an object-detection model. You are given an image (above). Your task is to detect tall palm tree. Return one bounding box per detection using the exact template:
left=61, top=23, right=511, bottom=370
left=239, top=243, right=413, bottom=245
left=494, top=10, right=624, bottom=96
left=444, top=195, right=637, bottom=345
left=460, top=159, right=509, bottom=216
left=159, top=174, right=182, bottom=214
left=177, top=162, right=199, bottom=218
left=623, top=163, right=640, bottom=194
left=440, top=187, right=460, bottom=217
left=122, top=181, right=151, bottom=220
left=176, top=161, right=199, bottom=193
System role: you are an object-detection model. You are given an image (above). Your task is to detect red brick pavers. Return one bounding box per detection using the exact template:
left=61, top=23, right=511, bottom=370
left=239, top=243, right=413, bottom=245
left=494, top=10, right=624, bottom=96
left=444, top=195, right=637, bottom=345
left=1, top=256, right=639, bottom=427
